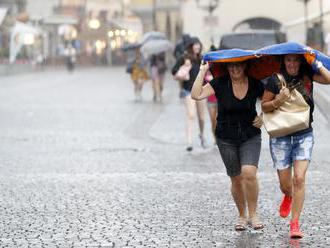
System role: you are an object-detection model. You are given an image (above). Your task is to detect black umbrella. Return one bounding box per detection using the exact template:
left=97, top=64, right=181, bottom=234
left=173, top=34, right=191, bottom=58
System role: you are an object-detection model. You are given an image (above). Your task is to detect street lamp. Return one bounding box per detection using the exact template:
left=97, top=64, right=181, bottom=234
left=88, top=18, right=101, bottom=30
left=195, top=0, right=220, bottom=44
left=319, top=0, right=324, bottom=50
left=196, top=0, right=220, bottom=15
left=152, top=0, right=157, bottom=30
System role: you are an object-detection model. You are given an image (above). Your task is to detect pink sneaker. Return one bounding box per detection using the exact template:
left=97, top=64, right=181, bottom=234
left=290, top=219, right=303, bottom=239
left=279, top=195, right=292, bottom=218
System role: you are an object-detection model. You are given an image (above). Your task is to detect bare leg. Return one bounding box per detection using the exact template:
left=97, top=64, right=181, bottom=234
left=241, top=165, right=259, bottom=218
left=137, top=79, right=144, bottom=100
left=154, top=78, right=161, bottom=101
left=277, top=167, right=293, bottom=197
left=159, top=73, right=165, bottom=101
left=207, top=104, right=217, bottom=142
left=196, top=99, right=206, bottom=147
left=230, top=175, right=246, bottom=218
left=195, top=99, right=206, bottom=136
left=184, top=95, right=196, bottom=147
left=132, top=80, right=139, bottom=101
left=151, top=79, right=158, bottom=101
left=291, top=160, right=308, bottom=221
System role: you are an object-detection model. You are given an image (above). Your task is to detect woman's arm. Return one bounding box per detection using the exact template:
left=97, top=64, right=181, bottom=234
left=171, top=56, right=184, bottom=76
left=261, top=90, right=277, bottom=113
left=313, top=61, right=330, bottom=84
left=261, top=88, right=290, bottom=113
left=191, top=62, right=215, bottom=100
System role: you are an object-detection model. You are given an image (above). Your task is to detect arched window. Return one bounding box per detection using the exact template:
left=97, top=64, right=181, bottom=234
left=233, top=17, right=282, bottom=32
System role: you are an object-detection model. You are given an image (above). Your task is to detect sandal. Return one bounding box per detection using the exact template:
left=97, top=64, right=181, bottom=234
left=235, top=217, right=247, bottom=231
left=249, top=215, right=264, bottom=230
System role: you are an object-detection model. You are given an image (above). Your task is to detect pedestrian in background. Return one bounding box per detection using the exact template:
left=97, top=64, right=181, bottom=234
left=204, top=45, right=218, bottom=144
left=127, top=49, right=149, bottom=102
left=261, top=53, right=330, bottom=238
left=191, top=59, right=264, bottom=231
left=64, top=43, right=76, bottom=72
left=150, top=52, right=167, bottom=102
left=172, top=37, right=207, bottom=151
left=35, top=52, right=45, bottom=71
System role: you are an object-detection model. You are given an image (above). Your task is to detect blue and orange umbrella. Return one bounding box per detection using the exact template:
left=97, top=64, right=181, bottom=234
left=203, top=42, right=330, bottom=80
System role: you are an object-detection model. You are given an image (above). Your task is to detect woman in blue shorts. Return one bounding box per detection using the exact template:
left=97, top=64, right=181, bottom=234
left=262, top=54, right=330, bottom=238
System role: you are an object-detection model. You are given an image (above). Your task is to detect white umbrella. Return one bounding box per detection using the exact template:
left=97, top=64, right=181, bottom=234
left=141, top=31, right=166, bottom=44
left=121, top=43, right=141, bottom=52
left=140, top=39, right=174, bottom=58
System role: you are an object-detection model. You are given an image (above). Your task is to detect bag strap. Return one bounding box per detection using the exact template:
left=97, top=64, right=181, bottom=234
left=299, top=74, right=311, bottom=101
left=275, top=73, right=287, bottom=89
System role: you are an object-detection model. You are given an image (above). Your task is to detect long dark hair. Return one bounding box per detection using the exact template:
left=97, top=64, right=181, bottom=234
left=186, top=38, right=202, bottom=63
left=280, top=54, right=313, bottom=79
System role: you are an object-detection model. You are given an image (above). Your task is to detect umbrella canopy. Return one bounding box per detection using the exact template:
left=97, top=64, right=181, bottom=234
left=203, top=42, right=330, bottom=80
left=141, top=31, right=166, bottom=44
left=140, top=39, right=174, bottom=58
left=121, top=43, right=141, bottom=52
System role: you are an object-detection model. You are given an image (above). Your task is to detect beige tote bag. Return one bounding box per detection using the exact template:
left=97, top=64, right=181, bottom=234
left=263, top=73, right=310, bottom=138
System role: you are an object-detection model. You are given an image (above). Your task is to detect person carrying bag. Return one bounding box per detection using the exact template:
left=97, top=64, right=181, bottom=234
left=261, top=53, right=330, bottom=239
left=263, top=73, right=310, bottom=138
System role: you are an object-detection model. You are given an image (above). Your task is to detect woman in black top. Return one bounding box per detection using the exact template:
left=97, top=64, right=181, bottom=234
left=261, top=54, right=330, bottom=238
left=191, top=60, right=264, bottom=231
left=172, top=37, right=207, bottom=151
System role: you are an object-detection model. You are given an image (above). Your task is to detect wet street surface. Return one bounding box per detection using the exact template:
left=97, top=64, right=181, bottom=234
left=0, top=67, right=330, bottom=247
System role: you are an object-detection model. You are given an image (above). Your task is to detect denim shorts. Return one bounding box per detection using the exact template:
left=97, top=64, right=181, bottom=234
left=269, top=130, right=314, bottom=170
left=216, top=134, right=261, bottom=177
left=179, top=89, right=191, bottom=98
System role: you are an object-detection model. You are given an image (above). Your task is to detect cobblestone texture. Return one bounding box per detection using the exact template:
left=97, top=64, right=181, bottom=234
left=0, top=67, right=330, bottom=247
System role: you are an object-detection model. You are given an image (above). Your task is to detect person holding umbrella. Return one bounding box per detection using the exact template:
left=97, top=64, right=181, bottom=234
left=261, top=53, right=330, bottom=238
left=150, top=52, right=167, bottom=102
left=140, top=35, right=173, bottom=102
left=126, top=49, right=149, bottom=101
left=191, top=58, right=265, bottom=231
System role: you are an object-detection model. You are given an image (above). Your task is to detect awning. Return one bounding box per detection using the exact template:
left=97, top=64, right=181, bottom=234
left=110, top=18, right=143, bottom=34
left=43, top=15, right=78, bottom=25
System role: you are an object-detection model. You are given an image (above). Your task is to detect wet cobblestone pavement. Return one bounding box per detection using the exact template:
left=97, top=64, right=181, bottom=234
left=0, top=68, right=330, bottom=247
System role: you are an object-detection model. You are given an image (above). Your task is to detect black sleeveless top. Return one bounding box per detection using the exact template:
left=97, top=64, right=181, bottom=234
left=209, top=75, right=264, bottom=141
left=265, top=70, right=314, bottom=136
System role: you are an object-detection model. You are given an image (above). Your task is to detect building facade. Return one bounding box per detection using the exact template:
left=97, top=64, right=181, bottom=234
left=181, top=0, right=330, bottom=50
left=130, top=0, right=182, bottom=42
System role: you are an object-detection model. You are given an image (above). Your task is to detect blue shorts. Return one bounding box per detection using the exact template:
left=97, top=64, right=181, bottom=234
left=179, top=89, right=191, bottom=98
left=269, top=130, right=314, bottom=170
